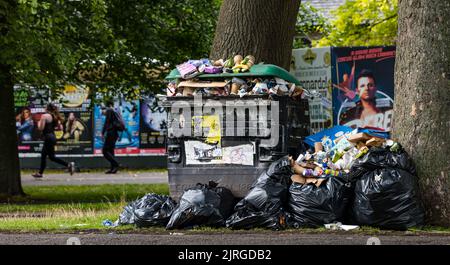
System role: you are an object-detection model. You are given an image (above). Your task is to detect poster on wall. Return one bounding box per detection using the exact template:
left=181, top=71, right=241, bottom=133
left=14, top=84, right=93, bottom=155
left=93, top=98, right=140, bottom=155
left=331, top=46, right=395, bottom=131
left=291, top=47, right=333, bottom=133
left=54, top=84, right=93, bottom=154
left=14, top=86, right=50, bottom=154
left=139, top=95, right=167, bottom=154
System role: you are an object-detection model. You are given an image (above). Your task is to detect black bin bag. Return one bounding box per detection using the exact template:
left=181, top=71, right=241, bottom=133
left=226, top=156, right=292, bottom=230
left=287, top=176, right=353, bottom=228
left=350, top=147, right=424, bottom=230
left=118, top=193, right=177, bottom=227
left=166, top=181, right=236, bottom=229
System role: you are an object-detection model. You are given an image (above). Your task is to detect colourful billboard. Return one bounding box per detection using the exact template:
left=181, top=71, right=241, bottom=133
left=93, top=99, right=140, bottom=155
left=331, top=46, right=395, bottom=131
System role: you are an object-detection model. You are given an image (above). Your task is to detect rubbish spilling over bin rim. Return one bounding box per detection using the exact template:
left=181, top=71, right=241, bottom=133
left=165, top=64, right=301, bottom=86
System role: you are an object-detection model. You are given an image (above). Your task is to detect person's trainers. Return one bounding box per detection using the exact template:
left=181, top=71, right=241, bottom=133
left=32, top=173, right=43, bottom=178
left=105, top=167, right=119, bottom=174
left=68, top=162, right=76, bottom=175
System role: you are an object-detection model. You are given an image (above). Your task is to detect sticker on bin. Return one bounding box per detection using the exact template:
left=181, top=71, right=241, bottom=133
left=194, top=145, right=222, bottom=160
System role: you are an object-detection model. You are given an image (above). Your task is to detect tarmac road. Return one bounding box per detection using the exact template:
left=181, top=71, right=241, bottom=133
left=0, top=231, right=449, bottom=245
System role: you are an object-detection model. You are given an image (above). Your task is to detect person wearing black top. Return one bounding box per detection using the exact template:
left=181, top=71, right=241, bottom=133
left=102, top=100, right=120, bottom=174
left=32, top=103, right=75, bottom=178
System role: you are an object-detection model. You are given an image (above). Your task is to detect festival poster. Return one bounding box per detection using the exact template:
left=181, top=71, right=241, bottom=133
left=14, top=85, right=93, bottom=154
left=14, top=85, right=49, bottom=154
left=54, top=84, right=93, bottom=154
left=331, top=46, right=395, bottom=131
left=291, top=47, right=333, bottom=133
left=139, top=95, right=167, bottom=154
left=93, top=98, right=140, bottom=155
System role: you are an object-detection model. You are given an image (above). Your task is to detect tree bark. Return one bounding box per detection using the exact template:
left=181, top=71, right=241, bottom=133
left=210, top=0, right=300, bottom=70
left=0, top=0, right=23, bottom=197
left=393, top=0, right=450, bottom=226
left=0, top=64, right=24, bottom=197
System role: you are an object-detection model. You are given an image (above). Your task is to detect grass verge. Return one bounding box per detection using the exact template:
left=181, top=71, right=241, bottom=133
left=1, top=184, right=449, bottom=234
left=0, top=184, right=168, bottom=232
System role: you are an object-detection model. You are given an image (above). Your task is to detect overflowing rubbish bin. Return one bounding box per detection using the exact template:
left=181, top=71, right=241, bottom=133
left=159, top=56, right=311, bottom=199
left=110, top=57, right=424, bottom=231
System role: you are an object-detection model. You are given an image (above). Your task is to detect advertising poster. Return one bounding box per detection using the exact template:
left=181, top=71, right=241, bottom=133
left=331, top=46, right=395, bottom=131
left=14, top=86, right=49, bottom=154
left=94, top=99, right=140, bottom=155
left=139, top=95, right=167, bottom=154
left=292, top=47, right=333, bottom=133
left=54, top=84, right=93, bottom=154
left=14, top=84, right=93, bottom=155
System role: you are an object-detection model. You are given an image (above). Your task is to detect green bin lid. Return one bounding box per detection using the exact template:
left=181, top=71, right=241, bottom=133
left=165, top=64, right=300, bottom=85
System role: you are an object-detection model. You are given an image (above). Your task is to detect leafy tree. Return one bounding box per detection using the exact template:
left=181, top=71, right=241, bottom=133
left=294, top=2, right=330, bottom=48
left=0, top=0, right=219, bottom=196
left=103, top=0, right=220, bottom=94
left=1, top=0, right=116, bottom=196
left=317, top=0, right=398, bottom=47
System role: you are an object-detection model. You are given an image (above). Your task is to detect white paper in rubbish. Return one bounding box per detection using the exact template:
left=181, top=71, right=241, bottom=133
left=340, top=225, right=360, bottom=231
left=324, top=223, right=360, bottom=231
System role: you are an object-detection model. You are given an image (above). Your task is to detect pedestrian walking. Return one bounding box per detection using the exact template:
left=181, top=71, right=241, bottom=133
left=32, top=103, right=75, bottom=178
left=101, top=99, right=123, bottom=174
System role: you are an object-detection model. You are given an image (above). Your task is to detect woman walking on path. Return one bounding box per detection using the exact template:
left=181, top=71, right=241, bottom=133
left=32, top=103, right=75, bottom=178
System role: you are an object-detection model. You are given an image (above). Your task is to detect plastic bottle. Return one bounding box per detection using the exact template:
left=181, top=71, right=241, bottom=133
left=325, top=169, right=342, bottom=177
left=303, top=168, right=322, bottom=177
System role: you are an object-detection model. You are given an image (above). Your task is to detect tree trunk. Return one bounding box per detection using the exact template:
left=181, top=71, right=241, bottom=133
left=210, top=0, right=300, bottom=70
left=393, top=0, right=450, bottom=226
left=0, top=64, right=24, bottom=197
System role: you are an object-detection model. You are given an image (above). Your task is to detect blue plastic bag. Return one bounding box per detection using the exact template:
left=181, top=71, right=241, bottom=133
left=356, top=128, right=390, bottom=139
left=304, top=126, right=353, bottom=150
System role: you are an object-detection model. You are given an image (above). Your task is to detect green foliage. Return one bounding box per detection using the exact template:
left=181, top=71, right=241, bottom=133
left=317, top=0, right=398, bottom=47
left=0, top=0, right=220, bottom=98
left=104, top=0, right=220, bottom=95
left=294, top=2, right=330, bottom=48
left=1, top=0, right=117, bottom=90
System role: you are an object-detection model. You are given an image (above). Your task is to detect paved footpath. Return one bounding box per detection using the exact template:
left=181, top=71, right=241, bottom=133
left=0, top=232, right=449, bottom=245
left=21, top=171, right=168, bottom=186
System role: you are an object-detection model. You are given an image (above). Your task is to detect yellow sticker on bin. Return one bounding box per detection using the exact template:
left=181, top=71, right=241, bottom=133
left=192, top=115, right=221, bottom=144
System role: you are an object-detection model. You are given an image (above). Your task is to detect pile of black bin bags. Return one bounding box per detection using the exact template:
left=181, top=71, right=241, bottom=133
left=348, top=147, right=424, bottom=230
left=286, top=146, right=424, bottom=230
left=118, top=193, right=177, bottom=227
left=118, top=181, right=236, bottom=229
left=226, top=156, right=292, bottom=230
left=166, top=181, right=236, bottom=229
left=287, top=175, right=353, bottom=228
left=117, top=146, right=424, bottom=230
